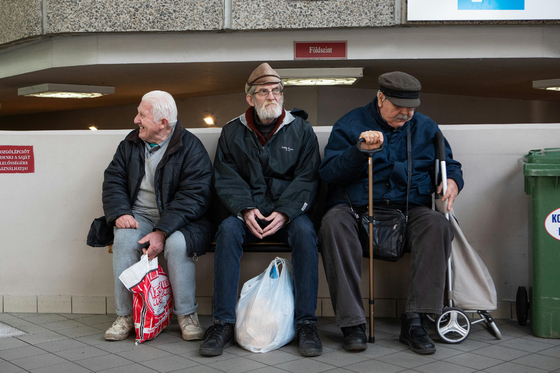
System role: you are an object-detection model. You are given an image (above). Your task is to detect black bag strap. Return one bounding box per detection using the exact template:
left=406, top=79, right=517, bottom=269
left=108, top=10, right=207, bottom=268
left=343, top=189, right=358, bottom=218
left=344, top=125, right=412, bottom=219
left=405, top=124, right=411, bottom=221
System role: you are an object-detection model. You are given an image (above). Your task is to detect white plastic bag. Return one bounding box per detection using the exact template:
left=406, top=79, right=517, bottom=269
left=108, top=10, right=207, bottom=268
left=119, top=255, right=173, bottom=344
left=235, top=257, right=295, bottom=353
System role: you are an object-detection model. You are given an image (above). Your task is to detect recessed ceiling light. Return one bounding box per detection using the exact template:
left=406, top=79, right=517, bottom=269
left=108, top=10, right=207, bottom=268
left=18, top=83, right=115, bottom=99
left=89, top=126, right=98, bottom=131
left=275, top=67, right=363, bottom=86
left=203, top=111, right=215, bottom=125
left=532, top=79, right=560, bottom=91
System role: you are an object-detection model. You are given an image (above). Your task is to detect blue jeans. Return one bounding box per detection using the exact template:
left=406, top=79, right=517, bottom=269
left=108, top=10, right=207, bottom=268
left=212, top=214, right=319, bottom=327
left=112, top=213, right=198, bottom=316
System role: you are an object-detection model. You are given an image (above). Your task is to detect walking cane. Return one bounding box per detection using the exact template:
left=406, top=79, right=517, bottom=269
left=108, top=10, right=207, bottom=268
left=358, top=139, right=384, bottom=343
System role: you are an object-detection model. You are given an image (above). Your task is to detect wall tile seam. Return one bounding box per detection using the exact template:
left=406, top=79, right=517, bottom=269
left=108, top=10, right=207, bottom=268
left=44, top=25, right=225, bottom=34
left=230, top=23, right=395, bottom=30
left=0, top=295, right=514, bottom=318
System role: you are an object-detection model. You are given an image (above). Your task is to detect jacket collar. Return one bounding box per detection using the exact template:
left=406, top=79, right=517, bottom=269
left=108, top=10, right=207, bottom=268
left=235, top=107, right=294, bottom=145
left=369, top=97, right=410, bottom=133
left=244, top=107, right=285, bottom=146
left=126, top=119, right=184, bottom=153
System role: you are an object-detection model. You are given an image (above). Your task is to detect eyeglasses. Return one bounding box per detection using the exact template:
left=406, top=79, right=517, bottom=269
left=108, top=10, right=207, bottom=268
left=254, top=88, right=283, bottom=97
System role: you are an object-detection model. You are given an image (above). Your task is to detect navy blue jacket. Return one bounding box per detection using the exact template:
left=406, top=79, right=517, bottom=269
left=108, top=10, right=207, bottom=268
left=319, top=98, right=463, bottom=210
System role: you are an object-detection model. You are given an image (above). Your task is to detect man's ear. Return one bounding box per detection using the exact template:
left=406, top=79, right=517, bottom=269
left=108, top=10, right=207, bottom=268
left=160, top=118, right=169, bottom=129
left=246, top=94, right=255, bottom=107
left=378, top=92, right=385, bottom=108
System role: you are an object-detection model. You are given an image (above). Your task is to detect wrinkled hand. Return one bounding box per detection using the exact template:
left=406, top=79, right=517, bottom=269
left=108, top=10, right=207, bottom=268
left=359, top=131, right=384, bottom=151
left=437, top=179, right=459, bottom=211
left=261, top=212, right=288, bottom=238
left=115, top=214, right=139, bottom=229
left=139, top=231, right=166, bottom=260
left=243, top=208, right=266, bottom=239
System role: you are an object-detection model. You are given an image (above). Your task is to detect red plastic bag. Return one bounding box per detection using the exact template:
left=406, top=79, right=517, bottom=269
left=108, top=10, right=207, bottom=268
left=119, top=255, right=173, bottom=344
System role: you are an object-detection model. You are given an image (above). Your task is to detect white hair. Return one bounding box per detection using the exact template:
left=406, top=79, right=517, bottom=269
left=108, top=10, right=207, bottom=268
left=141, top=90, right=178, bottom=124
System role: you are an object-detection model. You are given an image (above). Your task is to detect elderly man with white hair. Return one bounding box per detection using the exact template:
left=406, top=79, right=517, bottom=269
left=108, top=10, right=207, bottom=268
left=98, top=90, right=214, bottom=342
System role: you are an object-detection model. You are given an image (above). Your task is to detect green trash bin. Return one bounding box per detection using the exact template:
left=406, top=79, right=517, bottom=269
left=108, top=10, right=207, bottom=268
left=523, top=148, right=560, bottom=338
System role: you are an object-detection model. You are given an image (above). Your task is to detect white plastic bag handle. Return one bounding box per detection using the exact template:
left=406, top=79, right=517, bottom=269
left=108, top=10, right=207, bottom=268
left=119, top=254, right=159, bottom=291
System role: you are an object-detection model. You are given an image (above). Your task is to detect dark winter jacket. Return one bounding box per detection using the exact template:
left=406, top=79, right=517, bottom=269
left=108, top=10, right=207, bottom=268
left=319, top=98, right=464, bottom=210
left=213, top=107, right=321, bottom=222
left=97, top=120, right=214, bottom=257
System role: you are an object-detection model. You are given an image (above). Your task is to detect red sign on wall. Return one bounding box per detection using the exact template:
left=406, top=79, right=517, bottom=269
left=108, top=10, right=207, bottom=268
left=294, top=41, right=347, bottom=60
left=0, top=146, right=35, bottom=173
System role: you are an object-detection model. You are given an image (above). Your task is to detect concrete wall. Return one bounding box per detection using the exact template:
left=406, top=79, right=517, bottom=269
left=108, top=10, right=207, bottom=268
left=0, top=0, right=42, bottom=46
left=1, top=124, right=559, bottom=317
left=3, top=0, right=558, bottom=48
left=0, top=0, right=394, bottom=47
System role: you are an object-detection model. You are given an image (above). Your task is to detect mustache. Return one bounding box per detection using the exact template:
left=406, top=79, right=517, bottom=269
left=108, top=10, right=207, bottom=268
left=393, top=114, right=409, bottom=121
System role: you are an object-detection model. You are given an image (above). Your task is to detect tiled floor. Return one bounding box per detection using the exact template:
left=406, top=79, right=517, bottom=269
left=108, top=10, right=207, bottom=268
left=1, top=313, right=560, bottom=373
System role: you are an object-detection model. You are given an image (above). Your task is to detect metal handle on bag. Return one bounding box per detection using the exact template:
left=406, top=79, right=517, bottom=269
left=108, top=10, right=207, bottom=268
left=435, top=132, right=446, bottom=163
left=434, top=132, right=448, bottom=195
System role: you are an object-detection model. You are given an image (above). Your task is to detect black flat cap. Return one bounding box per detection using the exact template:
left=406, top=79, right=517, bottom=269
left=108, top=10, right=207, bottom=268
left=378, top=71, right=421, bottom=108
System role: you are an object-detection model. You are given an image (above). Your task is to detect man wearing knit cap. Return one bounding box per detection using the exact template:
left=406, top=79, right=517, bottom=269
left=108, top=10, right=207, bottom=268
left=200, top=63, right=323, bottom=357
left=319, top=71, right=463, bottom=354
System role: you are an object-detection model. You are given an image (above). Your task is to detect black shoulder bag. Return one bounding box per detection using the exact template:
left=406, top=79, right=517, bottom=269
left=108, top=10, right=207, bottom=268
left=344, top=125, right=412, bottom=262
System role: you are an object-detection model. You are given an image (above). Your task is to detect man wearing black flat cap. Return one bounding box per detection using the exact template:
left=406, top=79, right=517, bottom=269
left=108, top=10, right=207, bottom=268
left=318, top=71, right=463, bottom=354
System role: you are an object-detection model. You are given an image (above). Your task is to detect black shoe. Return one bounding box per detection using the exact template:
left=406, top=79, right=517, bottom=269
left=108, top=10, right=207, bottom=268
left=399, top=313, right=436, bottom=355
left=199, top=321, right=235, bottom=357
left=341, top=324, right=368, bottom=352
left=297, top=321, right=323, bottom=357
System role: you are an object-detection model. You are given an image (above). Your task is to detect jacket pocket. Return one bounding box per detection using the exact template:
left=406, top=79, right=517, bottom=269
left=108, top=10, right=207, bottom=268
left=416, top=180, right=434, bottom=196
left=180, top=216, right=215, bottom=257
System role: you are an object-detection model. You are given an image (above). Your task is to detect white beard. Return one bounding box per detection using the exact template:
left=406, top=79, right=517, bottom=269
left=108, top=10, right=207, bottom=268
left=255, top=98, right=283, bottom=122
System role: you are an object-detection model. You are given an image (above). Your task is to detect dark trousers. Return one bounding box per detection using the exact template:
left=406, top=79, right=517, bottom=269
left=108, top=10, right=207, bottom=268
left=212, top=214, right=319, bottom=328
left=318, top=204, right=453, bottom=328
